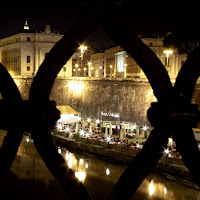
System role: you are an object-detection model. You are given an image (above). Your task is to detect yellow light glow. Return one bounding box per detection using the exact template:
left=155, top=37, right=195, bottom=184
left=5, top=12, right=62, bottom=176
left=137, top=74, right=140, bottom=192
left=110, top=65, right=113, bottom=68
left=106, top=168, right=110, bottom=175
left=79, top=45, right=88, bottom=54
left=87, top=118, right=91, bottom=123
left=75, top=171, right=86, bottom=182
left=68, top=82, right=84, bottom=93
left=164, top=187, right=167, bottom=195
left=95, top=119, right=100, bottom=124
left=80, top=158, right=84, bottom=164
left=149, top=180, right=155, bottom=196
left=75, top=64, right=79, bottom=67
left=164, top=49, right=173, bottom=58
left=88, top=62, right=92, bottom=66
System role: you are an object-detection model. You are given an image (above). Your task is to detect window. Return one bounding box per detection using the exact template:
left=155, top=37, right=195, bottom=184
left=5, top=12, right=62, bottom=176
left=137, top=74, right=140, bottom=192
left=149, top=42, right=153, bottom=47
left=27, top=66, right=30, bottom=71
left=63, top=67, right=66, bottom=72
left=27, top=37, right=30, bottom=42
left=27, top=56, right=30, bottom=63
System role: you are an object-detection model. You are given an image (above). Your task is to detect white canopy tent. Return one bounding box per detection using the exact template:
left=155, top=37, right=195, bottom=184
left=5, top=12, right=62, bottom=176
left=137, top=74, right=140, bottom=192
left=57, top=106, right=81, bottom=124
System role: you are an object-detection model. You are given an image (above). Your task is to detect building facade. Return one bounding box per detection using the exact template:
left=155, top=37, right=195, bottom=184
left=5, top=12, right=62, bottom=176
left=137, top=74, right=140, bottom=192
left=0, top=23, right=72, bottom=77
left=90, top=36, right=187, bottom=81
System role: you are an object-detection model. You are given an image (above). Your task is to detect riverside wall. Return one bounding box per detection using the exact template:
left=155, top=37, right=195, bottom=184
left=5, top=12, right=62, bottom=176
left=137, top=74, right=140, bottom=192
left=4, top=76, right=200, bottom=126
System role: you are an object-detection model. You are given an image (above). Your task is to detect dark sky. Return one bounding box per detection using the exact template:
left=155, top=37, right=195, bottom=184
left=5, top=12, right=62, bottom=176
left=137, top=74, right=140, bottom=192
left=0, top=2, right=200, bottom=49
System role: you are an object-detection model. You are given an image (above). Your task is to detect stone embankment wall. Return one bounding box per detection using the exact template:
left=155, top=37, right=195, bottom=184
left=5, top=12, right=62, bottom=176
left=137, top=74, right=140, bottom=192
left=8, top=77, right=200, bottom=126
left=12, top=77, right=157, bottom=125
left=1, top=76, right=199, bottom=125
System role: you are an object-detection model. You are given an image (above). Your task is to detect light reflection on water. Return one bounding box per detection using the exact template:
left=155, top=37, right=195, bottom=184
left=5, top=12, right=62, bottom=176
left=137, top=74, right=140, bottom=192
left=1, top=134, right=200, bottom=200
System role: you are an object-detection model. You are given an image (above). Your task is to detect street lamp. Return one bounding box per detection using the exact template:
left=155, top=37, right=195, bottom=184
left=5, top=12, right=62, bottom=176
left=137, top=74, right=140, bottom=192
left=88, top=62, right=92, bottom=77
left=75, top=64, right=79, bottom=76
left=124, top=63, right=127, bottom=78
left=164, top=49, right=173, bottom=67
left=79, top=45, right=88, bottom=70
left=83, top=67, right=87, bottom=77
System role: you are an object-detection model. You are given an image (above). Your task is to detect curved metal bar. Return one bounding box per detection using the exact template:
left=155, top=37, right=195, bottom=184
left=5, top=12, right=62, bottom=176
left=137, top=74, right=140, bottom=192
left=29, top=2, right=103, bottom=102
left=175, top=45, right=200, bottom=103
left=101, top=4, right=174, bottom=199
left=102, top=4, right=173, bottom=103
left=29, top=2, right=103, bottom=199
left=173, top=46, right=200, bottom=187
left=0, top=64, right=23, bottom=181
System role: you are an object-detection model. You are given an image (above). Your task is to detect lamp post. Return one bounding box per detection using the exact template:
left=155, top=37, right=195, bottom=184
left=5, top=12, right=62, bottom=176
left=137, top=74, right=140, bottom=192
left=79, top=45, right=87, bottom=70
left=110, top=65, right=113, bottom=78
left=164, top=49, right=173, bottom=67
left=88, top=62, right=92, bottom=77
left=75, top=64, right=79, bottom=76
left=83, top=67, right=87, bottom=77
left=124, top=64, right=127, bottom=78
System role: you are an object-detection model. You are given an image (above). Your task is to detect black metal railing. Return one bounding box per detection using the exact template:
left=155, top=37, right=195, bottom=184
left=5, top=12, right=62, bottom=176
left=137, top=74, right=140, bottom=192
left=0, top=1, right=200, bottom=199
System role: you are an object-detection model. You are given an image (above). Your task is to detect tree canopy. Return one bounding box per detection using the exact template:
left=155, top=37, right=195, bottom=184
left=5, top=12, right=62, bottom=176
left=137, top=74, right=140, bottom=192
left=163, top=28, right=200, bottom=57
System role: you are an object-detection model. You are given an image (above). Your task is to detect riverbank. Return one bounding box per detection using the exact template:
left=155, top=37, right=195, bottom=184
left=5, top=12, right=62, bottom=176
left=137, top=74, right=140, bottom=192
left=52, top=134, right=196, bottom=185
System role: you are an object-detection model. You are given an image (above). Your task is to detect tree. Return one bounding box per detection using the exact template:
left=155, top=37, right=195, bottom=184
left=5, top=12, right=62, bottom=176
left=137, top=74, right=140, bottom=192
left=164, top=29, right=200, bottom=57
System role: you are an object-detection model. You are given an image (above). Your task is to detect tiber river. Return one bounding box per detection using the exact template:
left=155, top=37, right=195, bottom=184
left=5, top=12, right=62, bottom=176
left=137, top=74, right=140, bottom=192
left=1, top=133, right=200, bottom=200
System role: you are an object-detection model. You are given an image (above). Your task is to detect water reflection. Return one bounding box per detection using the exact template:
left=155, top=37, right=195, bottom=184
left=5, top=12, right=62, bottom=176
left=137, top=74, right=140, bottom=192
left=1, top=133, right=200, bottom=200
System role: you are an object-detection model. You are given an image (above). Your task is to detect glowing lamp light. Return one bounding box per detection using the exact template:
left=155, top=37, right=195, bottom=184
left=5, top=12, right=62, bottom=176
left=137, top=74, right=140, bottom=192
left=67, top=157, right=73, bottom=168
left=95, top=119, right=100, bottom=124
left=142, top=126, right=148, bottom=132
left=149, top=180, right=155, bottom=196
left=164, top=148, right=170, bottom=155
left=110, top=65, right=113, bottom=69
left=132, top=124, right=137, bottom=130
left=106, top=168, right=110, bottom=176
left=57, top=124, right=62, bottom=130
left=68, top=82, right=84, bottom=93
left=87, top=118, right=91, bottom=123
left=164, top=187, right=167, bottom=195
left=58, top=147, right=61, bottom=154
left=106, top=137, right=111, bottom=142
left=164, top=49, right=173, bottom=58
left=79, top=45, right=88, bottom=54
left=80, top=158, right=84, bottom=164
left=79, top=130, right=85, bottom=137
left=75, top=171, right=86, bottom=182
left=85, top=133, right=90, bottom=138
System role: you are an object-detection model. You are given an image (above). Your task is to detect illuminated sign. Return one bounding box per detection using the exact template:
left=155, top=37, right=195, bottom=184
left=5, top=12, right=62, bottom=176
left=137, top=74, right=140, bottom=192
left=101, top=112, right=120, bottom=118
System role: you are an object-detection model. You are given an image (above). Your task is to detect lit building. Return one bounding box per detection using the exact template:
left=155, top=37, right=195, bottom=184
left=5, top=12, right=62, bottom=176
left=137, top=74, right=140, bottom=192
left=91, top=36, right=187, bottom=81
left=90, top=53, right=104, bottom=77
left=0, top=21, right=72, bottom=77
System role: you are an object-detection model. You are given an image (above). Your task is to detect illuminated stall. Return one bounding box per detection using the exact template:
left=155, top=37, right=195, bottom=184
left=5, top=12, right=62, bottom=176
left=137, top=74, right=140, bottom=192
left=57, top=106, right=81, bottom=124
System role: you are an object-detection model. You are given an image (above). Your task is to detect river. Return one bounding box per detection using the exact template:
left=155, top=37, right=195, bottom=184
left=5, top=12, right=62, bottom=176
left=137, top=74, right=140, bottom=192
left=1, top=134, right=200, bottom=200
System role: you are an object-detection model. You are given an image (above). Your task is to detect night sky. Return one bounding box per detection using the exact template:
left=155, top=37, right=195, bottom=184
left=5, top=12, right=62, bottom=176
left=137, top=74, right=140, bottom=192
left=0, top=2, right=200, bottom=49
